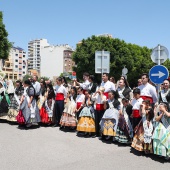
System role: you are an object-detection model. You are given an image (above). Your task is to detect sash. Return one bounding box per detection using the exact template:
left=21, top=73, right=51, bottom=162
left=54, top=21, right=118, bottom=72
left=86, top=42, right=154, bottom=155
left=160, top=90, right=169, bottom=103
left=45, top=99, right=55, bottom=118
left=14, top=93, right=21, bottom=105
left=123, top=107, right=133, bottom=138
left=118, top=88, right=125, bottom=99
left=161, top=114, right=170, bottom=132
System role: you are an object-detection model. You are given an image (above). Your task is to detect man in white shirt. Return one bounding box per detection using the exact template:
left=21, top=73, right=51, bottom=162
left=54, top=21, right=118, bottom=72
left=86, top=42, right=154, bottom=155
left=32, top=75, right=41, bottom=101
left=101, top=73, right=115, bottom=99
left=138, top=73, right=157, bottom=104
left=54, top=77, right=67, bottom=127
left=75, top=72, right=90, bottom=93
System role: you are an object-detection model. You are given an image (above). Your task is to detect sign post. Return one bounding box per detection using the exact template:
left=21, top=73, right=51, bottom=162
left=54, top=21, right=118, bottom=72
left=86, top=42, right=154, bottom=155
left=150, top=44, right=169, bottom=97
left=95, top=50, right=110, bottom=81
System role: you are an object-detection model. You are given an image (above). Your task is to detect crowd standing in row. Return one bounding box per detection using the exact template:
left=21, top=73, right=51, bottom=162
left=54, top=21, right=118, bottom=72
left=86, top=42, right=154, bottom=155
left=0, top=73, right=170, bottom=161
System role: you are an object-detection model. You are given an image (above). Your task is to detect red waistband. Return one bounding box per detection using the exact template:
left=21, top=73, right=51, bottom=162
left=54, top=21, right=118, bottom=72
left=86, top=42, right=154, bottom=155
left=140, top=96, right=153, bottom=103
left=77, top=102, right=82, bottom=109
left=55, top=93, right=64, bottom=100
left=132, top=110, right=141, bottom=118
left=104, top=92, right=109, bottom=99
left=96, top=104, right=104, bottom=111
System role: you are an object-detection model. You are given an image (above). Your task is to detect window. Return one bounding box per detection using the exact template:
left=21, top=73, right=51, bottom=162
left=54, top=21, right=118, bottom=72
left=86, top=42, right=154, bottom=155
left=23, top=72, right=25, bottom=74
left=15, top=54, right=18, bottom=56
left=15, top=65, right=18, bottom=68
left=19, top=68, right=22, bottom=70
left=23, top=66, right=25, bottom=68
left=15, top=59, right=18, bottom=62
left=23, top=55, right=25, bottom=57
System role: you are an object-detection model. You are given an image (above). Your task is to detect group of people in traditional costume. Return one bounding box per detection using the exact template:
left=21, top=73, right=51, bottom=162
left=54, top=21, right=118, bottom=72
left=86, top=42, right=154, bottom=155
left=1, top=72, right=170, bottom=161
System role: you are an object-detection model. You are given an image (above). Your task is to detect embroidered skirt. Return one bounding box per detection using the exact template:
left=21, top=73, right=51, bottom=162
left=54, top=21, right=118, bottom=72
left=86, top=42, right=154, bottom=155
left=77, top=117, right=95, bottom=132
left=131, top=121, right=144, bottom=151
left=101, top=119, right=116, bottom=136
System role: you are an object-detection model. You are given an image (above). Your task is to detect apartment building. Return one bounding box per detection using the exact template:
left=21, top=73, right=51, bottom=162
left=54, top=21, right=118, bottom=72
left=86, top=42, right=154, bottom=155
left=27, top=39, right=49, bottom=74
left=1, top=47, right=27, bottom=80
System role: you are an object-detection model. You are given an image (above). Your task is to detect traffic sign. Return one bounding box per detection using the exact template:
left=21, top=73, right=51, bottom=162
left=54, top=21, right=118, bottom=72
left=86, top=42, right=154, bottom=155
left=149, top=65, right=169, bottom=84
left=151, top=45, right=169, bottom=64
left=95, top=50, right=110, bottom=73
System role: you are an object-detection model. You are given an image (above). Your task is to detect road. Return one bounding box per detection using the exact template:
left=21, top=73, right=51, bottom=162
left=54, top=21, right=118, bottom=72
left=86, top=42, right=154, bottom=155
left=0, top=121, right=169, bottom=170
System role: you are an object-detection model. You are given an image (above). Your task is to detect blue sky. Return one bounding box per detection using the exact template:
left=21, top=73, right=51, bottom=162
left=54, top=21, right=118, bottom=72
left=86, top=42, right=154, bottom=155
left=0, top=0, right=170, bottom=55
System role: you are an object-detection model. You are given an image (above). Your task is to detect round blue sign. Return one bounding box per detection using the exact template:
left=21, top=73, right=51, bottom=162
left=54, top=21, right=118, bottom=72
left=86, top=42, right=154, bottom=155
left=149, top=65, right=169, bottom=84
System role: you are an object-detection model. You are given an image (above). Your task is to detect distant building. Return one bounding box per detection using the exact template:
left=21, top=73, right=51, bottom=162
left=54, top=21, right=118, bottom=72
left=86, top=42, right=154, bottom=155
left=27, top=39, right=49, bottom=74
left=1, top=47, right=27, bottom=80
left=96, top=33, right=113, bottom=38
left=41, top=44, right=74, bottom=79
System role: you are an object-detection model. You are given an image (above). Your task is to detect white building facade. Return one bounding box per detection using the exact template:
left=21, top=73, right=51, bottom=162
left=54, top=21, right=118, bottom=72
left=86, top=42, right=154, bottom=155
left=41, top=44, right=74, bottom=79
left=27, top=39, right=49, bottom=74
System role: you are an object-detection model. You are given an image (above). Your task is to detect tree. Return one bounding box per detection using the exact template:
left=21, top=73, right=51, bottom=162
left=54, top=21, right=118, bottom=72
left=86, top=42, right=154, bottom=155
left=0, top=11, right=11, bottom=60
left=23, top=74, right=32, bottom=81
left=72, top=35, right=157, bottom=87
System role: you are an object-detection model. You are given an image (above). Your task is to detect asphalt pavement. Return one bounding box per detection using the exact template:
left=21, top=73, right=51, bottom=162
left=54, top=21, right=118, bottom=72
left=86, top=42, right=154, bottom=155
left=0, top=121, right=169, bottom=170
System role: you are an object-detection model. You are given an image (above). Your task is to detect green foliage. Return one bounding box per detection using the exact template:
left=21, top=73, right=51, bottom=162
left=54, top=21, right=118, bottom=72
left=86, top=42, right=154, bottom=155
left=0, top=11, right=12, bottom=59
left=22, top=74, right=32, bottom=81
left=72, top=35, right=156, bottom=87
left=38, top=76, right=49, bottom=82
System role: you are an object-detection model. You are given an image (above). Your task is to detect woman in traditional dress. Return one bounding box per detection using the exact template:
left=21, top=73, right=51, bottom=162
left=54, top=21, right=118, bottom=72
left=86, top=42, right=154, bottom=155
left=77, top=90, right=96, bottom=136
left=159, top=79, right=170, bottom=108
left=20, top=79, right=40, bottom=128
left=0, top=81, right=10, bottom=120
left=6, top=79, right=15, bottom=102
left=115, top=98, right=133, bottom=144
left=152, top=102, right=170, bottom=160
left=60, top=87, right=77, bottom=129
left=40, top=83, right=55, bottom=124
left=88, top=75, right=97, bottom=94
left=7, top=80, right=24, bottom=122
left=131, top=100, right=154, bottom=153
left=100, top=90, right=120, bottom=141
left=117, top=79, right=132, bottom=109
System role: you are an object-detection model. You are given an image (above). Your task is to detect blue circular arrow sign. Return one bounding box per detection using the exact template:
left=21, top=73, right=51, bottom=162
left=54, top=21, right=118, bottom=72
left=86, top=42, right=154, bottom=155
left=149, top=65, right=169, bottom=84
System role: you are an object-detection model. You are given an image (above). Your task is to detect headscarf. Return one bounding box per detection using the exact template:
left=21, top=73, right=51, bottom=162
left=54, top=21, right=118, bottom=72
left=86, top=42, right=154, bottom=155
left=7, top=80, right=15, bottom=94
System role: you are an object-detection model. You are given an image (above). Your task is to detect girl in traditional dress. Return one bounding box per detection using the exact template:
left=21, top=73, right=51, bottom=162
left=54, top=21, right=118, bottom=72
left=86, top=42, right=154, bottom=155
left=60, top=87, right=77, bottom=129
left=20, top=80, right=40, bottom=128
left=100, top=90, right=120, bottom=141
left=77, top=90, right=95, bottom=136
left=159, top=79, right=170, bottom=108
left=75, top=87, right=85, bottom=119
left=152, top=102, right=170, bottom=160
left=7, top=80, right=24, bottom=122
left=0, top=81, right=10, bottom=120
left=92, top=86, right=106, bottom=137
left=131, top=88, right=143, bottom=129
left=40, top=83, right=55, bottom=124
left=115, top=98, right=133, bottom=144
left=131, top=100, right=154, bottom=153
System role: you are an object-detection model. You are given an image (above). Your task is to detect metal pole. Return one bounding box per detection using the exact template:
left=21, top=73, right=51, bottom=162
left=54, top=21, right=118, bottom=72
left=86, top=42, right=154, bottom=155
left=101, top=50, right=104, bottom=82
left=157, top=44, right=161, bottom=100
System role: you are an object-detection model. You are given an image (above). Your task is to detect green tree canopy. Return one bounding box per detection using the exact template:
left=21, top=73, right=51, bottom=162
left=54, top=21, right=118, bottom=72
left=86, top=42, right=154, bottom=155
left=72, top=36, right=170, bottom=87
left=0, top=11, right=11, bottom=59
